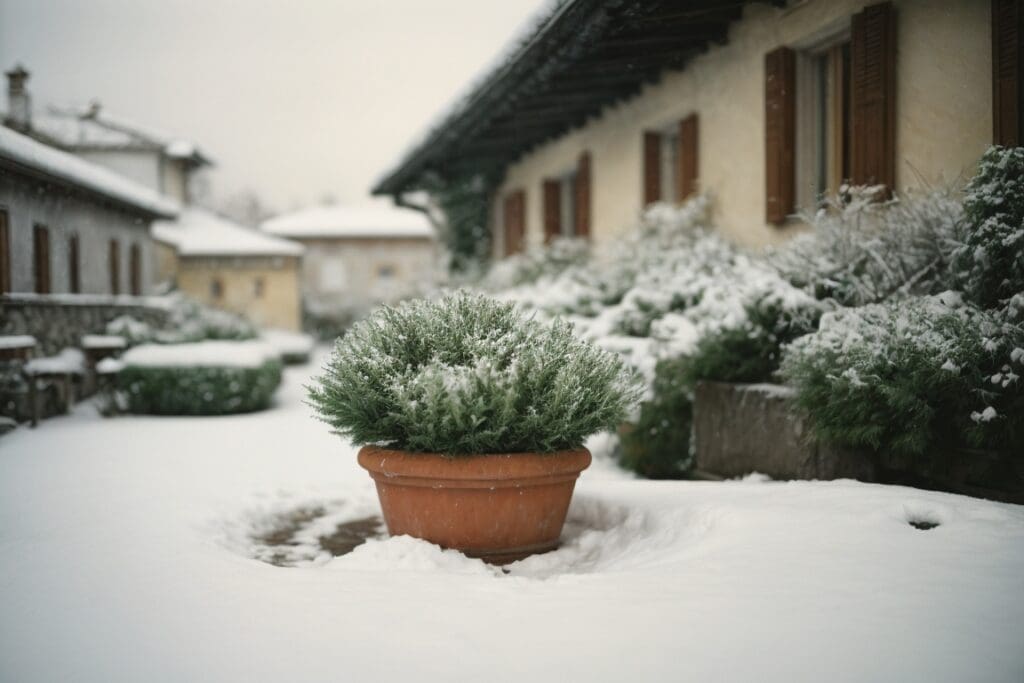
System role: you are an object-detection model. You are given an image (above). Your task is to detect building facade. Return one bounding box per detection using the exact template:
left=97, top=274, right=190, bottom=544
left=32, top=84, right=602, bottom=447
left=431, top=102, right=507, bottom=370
left=0, top=126, right=177, bottom=298
left=261, top=203, right=437, bottom=315
left=374, top=0, right=1020, bottom=259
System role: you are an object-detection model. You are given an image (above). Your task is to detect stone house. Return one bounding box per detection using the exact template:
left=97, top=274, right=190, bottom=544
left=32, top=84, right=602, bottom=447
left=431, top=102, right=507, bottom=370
left=374, top=0, right=1017, bottom=257
left=154, top=210, right=304, bottom=331
left=260, top=202, right=436, bottom=316
left=0, top=125, right=177, bottom=298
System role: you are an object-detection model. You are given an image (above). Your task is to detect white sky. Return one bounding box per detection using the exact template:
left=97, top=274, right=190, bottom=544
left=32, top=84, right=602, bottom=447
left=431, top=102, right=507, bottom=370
left=0, top=0, right=542, bottom=211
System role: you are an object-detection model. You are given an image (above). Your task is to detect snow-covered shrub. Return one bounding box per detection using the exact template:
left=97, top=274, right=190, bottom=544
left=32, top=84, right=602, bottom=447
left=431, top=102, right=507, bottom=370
left=771, top=187, right=965, bottom=307
left=779, top=292, right=1024, bottom=460
left=105, top=315, right=154, bottom=345
left=954, top=146, right=1024, bottom=315
left=118, top=342, right=282, bottom=415
left=308, top=292, right=641, bottom=455
left=618, top=355, right=694, bottom=478
left=155, top=294, right=258, bottom=344
left=480, top=237, right=590, bottom=291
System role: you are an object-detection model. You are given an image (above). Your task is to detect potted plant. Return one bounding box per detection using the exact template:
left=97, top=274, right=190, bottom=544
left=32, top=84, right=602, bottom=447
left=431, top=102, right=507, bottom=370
left=308, top=292, right=640, bottom=563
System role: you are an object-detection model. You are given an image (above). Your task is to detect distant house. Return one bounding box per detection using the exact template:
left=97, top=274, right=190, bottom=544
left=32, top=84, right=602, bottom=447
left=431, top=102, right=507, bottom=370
left=154, top=210, right=304, bottom=330
left=374, top=0, right=1011, bottom=259
left=0, top=124, right=177, bottom=297
left=261, top=201, right=437, bottom=315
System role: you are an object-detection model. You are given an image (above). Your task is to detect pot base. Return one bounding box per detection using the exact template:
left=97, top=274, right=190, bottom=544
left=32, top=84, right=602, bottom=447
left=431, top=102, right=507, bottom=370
left=463, top=540, right=559, bottom=565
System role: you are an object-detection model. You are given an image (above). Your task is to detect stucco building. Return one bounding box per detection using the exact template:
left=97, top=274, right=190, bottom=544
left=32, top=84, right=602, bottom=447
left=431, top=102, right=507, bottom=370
left=154, top=210, right=304, bottom=330
left=261, top=202, right=437, bottom=315
left=374, top=0, right=1020, bottom=258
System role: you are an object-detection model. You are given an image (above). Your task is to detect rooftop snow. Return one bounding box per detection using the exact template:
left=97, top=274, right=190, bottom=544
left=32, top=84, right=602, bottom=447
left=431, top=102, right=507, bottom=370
left=154, top=208, right=304, bottom=258
left=32, top=105, right=212, bottom=165
left=0, top=126, right=179, bottom=218
left=261, top=201, right=434, bottom=239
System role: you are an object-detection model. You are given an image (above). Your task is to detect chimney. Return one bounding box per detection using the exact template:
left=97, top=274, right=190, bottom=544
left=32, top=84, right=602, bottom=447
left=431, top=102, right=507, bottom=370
left=5, top=64, right=31, bottom=132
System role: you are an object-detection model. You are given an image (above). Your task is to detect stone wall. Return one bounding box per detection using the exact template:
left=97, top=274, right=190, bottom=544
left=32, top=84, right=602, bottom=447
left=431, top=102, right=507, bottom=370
left=0, top=294, right=169, bottom=355
left=693, top=381, right=876, bottom=482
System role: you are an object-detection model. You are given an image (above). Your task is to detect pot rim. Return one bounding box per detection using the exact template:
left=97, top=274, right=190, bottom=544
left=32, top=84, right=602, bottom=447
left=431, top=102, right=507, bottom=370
left=357, top=445, right=591, bottom=482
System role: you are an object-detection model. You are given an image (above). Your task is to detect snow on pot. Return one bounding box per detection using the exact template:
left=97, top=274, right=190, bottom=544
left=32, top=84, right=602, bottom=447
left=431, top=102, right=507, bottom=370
left=309, top=293, right=640, bottom=564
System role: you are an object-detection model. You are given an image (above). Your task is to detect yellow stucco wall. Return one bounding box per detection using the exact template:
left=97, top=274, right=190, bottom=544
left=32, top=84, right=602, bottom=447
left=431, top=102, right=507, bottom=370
left=176, top=256, right=302, bottom=331
left=493, top=0, right=991, bottom=253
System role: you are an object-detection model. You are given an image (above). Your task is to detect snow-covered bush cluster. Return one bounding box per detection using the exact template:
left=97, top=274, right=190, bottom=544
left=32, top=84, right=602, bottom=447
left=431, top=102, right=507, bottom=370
left=308, top=292, right=641, bottom=455
left=105, top=293, right=258, bottom=346
left=483, top=146, right=1024, bottom=475
left=117, top=342, right=282, bottom=415
left=780, top=293, right=1024, bottom=459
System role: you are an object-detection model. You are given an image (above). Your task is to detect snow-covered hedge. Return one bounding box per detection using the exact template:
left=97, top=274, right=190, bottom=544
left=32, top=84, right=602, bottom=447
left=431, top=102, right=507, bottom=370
left=779, top=293, right=1024, bottom=460
left=309, top=292, right=641, bottom=455
left=106, top=294, right=258, bottom=346
left=118, top=341, right=282, bottom=415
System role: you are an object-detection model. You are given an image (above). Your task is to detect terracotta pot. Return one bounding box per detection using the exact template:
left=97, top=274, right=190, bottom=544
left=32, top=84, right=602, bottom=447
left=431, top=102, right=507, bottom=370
left=357, top=446, right=591, bottom=564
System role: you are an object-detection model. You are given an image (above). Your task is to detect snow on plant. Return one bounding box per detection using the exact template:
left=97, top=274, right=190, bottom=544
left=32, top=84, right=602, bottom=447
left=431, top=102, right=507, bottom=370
left=769, top=187, right=965, bottom=306
left=479, top=236, right=591, bottom=290
left=308, top=292, right=642, bottom=455
left=779, top=292, right=1024, bottom=459
left=954, top=146, right=1024, bottom=316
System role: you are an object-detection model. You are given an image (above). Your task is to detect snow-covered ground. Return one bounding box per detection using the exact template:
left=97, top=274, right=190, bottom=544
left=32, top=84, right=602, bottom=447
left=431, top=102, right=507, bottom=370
left=1, top=352, right=1023, bottom=682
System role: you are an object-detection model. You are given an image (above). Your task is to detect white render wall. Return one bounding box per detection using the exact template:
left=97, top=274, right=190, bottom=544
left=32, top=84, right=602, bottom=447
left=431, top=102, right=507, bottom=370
left=1, top=172, right=155, bottom=295
left=494, top=0, right=991, bottom=252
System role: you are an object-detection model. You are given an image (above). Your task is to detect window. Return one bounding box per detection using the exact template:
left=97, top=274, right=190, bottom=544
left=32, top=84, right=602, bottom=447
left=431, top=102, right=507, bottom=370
left=253, top=277, right=265, bottom=298
left=542, top=172, right=577, bottom=243
left=0, top=209, right=10, bottom=294
left=319, top=258, right=347, bottom=291
left=210, top=278, right=224, bottom=299
left=376, top=265, right=396, bottom=279
left=129, top=244, right=142, bottom=296
left=644, top=118, right=698, bottom=207
left=68, top=234, right=80, bottom=294
left=109, top=239, right=120, bottom=295
left=33, top=225, right=50, bottom=294
left=502, top=190, right=525, bottom=256
left=795, top=39, right=851, bottom=210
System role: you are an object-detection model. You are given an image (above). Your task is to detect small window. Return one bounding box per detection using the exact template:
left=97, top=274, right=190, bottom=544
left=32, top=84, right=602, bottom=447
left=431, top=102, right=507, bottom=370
left=109, top=239, right=120, bottom=295
left=253, top=277, right=264, bottom=298
left=33, top=225, right=50, bottom=294
left=0, top=209, right=10, bottom=294
left=660, top=130, right=681, bottom=203
left=210, top=278, right=224, bottom=299
left=319, top=258, right=347, bottom=291
left=68, top=234, right=80, bottom=294
left=796, top=39, right=851, bottom=209
left=377, top=265, right=396, bottom=279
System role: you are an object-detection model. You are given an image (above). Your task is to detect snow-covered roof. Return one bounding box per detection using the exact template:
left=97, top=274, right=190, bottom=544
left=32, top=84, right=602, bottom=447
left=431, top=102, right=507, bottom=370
left=32, top=105, right=213, bottom=166
left=261, top=201, right=435, bottom=240
left=154, top=208, right=304, bottom=258
left=0, top=126, right=180, bottom=218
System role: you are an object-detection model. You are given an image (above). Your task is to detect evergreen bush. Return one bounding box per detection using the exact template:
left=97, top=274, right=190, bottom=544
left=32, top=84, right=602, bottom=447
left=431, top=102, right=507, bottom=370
left=954, top=146, right=1024, bottom=315
left=779, top=293, right=1024, bottom=460
left=118, top=360, right=282, bottom=415
left=618, top=355, right=694, bottom=478
left=308, top=292, right=641, bottom=455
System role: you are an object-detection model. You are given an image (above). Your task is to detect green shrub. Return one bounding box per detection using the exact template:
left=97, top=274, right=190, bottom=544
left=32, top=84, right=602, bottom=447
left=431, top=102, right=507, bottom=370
left=618, top=355, right=693, bottom=478
left=955, top=146, right=1024, bottom=314
left=118, top=360, right=282, bottom=415
left=308, top=292, right=641, bottom=455
left=779, top=293, right=1024, bottom=460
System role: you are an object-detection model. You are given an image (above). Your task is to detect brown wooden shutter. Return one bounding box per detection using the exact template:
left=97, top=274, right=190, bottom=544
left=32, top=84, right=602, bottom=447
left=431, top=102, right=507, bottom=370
left=850, top=1, right=896, bottom=195
left=993, top=0, right=1023, bottom=146
left=33, top=225, right=50, bottom=294
left=543, top=179, right=562, bottom=243
left=643, top=132, right=662, bottom=205
left=503, top=190, right=525, bottom=256
left=130, top=244, right=142, bottom=296
left=109, top=239, right=120, bottom=294
left=0, top=210, right=10, bottom=294
left=765, top=46, right=796, bottom=224
left=678, top=114, right=699, bottom=200
left=575, top=151, right=592, bottom=237
left=68, top=234, right=80, bottom=294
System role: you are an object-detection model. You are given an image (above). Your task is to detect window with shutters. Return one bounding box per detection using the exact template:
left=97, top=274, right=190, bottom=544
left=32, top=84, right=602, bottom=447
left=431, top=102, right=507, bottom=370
left=993, top=0, right=1023, bottom=146
left=643, top=117, right=698, bottom=206
left=795, top=37, right=852, bottom=210
left=0, top=209, right=10, bottom=294
left=502, top=190, right=526, bottom=256
left=542, top=171, right=577, bottom=242
left=33, top=224, right=51, bottom=294
left=68, top=233, right=80, bottom=294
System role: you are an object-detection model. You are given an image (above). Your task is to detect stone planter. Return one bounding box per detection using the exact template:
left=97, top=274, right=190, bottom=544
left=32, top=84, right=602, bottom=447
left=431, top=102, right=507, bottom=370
left=357, top=446, right=591, bottom=564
